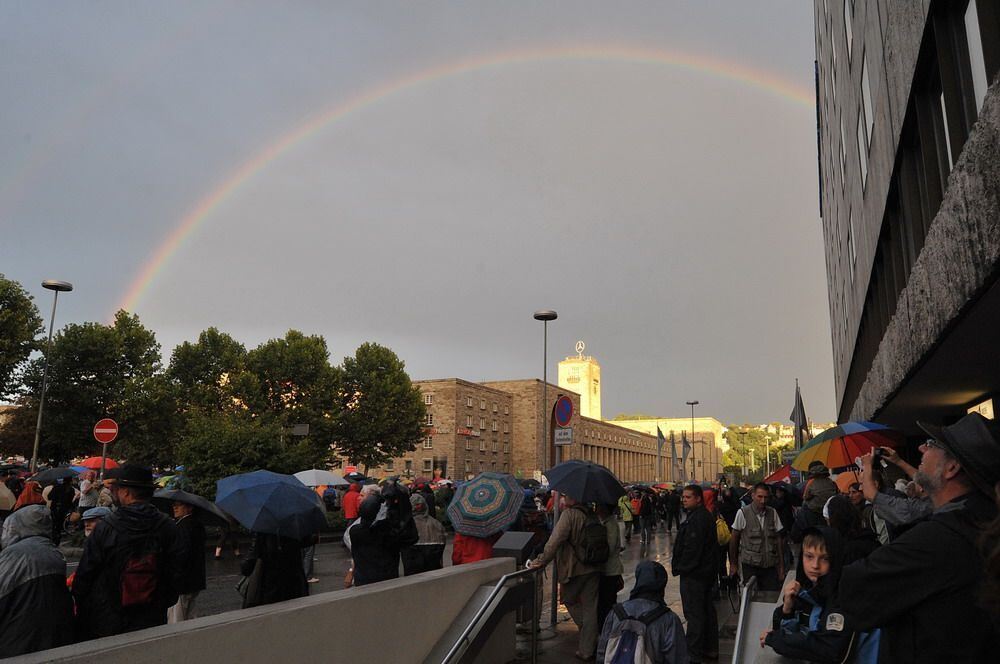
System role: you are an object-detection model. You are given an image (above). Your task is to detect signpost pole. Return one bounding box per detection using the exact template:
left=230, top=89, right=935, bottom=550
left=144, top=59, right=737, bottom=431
left=99, top=444, right=108, bottom=481
left=92, top=419, right=119, bottom=481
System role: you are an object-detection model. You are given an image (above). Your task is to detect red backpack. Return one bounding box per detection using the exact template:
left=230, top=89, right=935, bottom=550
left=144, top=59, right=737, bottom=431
left=110, top=519, right=165, bottom=608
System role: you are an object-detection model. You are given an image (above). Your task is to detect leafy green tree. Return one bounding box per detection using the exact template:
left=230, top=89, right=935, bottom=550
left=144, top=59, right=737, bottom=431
left=722, top=425, right=781, bottom=480
left=168, top=327, right=247, bottom=411
left=0, top=274, right=43, bottom=399
left=332, top=342, right=426, bottom=474
left=5, top=311, right=162, bottom=463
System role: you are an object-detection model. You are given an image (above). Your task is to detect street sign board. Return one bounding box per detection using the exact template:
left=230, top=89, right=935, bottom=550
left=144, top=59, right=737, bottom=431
left=781, top=450, right=798, bottom=464
left=93, top=418, right=118, bottom=445
left=554, top=396, right=573, bottom=427
left=554, top=427, right=573, bottom=446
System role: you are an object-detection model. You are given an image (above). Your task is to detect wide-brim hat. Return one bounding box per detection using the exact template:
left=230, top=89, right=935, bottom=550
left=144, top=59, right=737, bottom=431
left=918, top=412, right=1000, bottom=496
left=807, top=461, right=830, bottom=476
left=104, top=465, right=156, bottom=488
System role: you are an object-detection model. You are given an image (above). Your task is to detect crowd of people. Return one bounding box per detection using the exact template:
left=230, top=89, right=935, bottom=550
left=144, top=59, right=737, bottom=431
left=3, top=410, right=1000, bottom=662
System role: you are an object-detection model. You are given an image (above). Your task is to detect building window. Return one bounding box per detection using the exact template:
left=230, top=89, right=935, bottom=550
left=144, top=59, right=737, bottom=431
left=423, top=436, right=433, bottom=449
left=405, top=460, right=412, bottom=473
left=492, top=402, right=498, bottom=412
left=492, top=420, right=498, bottom=431
left=492, top=440, right=498, bottom=452
left=465, top=415, right=473, bottom=427
left=480, top=439, right=487, bottom=452
left=423, top=459, right=432, bottom=472
left=965, top=0, right=989, bottom=113
left=465, top=439, right=472, bottom=450
left=479, top=417, right=486, bottom=430
left=385, top=459, right=394, bottom=471
left=425, top=413, right=434, bottom=426
left=491, top=462, right=497, bottom=472
left=503, top=422, right=509, bottom=433
left=503, top=441, right=510, bottom=454
left=504, top=405, right=509, bottom=415
left=479, top=461, right=485, bottom=472
left=423, top=393, right=433, bottom=405
left=466, top=396, right=473, bottom=407
left=480, top=399, right=486, bottom=410
left=465, top=460, right=471, bottom=473
left=503, top=463, right=509, bottom=473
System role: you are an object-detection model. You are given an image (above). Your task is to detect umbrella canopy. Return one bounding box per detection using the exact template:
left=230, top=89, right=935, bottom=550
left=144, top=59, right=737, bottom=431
left=216, top=470, right=326, bottom=540
left=792, top=421, right=901, bottom=471
left=834, top=471, right=860, bottom=493
left=518, top=478, right=541, bottom=489
left=344, top=471, right=368, bottom=483
left=152, top=488, right=234, bottom=528
left=446, top=472, right=523, bottom=538
left=155, top=474, right=175, bottom=487
left=543, top=460, right=625, bottom=505
left=31, top=466, right=79, bottom=485
left=763, top=464, right=793, bottom=485
left=294, top=469, right=348, bottom=487
left=78, top=456, right=119, bottom=470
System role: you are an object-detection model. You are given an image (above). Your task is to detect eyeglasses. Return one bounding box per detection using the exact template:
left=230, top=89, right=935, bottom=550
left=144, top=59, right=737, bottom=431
left=923, top=438, right=945, bottom=451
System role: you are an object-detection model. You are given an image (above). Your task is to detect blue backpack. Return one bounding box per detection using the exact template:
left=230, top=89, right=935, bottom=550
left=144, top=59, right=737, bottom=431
left=604, top=604, right=671, bottom=664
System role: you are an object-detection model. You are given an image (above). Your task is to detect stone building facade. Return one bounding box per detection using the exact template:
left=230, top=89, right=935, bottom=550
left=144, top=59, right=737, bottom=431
left=614, top=417, right=728, bottom=483
left=816, top=1, right=1000, bottom=431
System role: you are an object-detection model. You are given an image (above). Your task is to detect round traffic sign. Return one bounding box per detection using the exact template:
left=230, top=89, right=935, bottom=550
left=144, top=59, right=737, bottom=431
left=93, top=418, right=118, bottom=445
left=554, top=396, right=574, bottom=427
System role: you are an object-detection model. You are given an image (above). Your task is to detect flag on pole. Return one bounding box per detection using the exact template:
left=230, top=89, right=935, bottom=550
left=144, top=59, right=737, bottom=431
left=681, top=431, right=692, bottom=481
left=656, top=426, right=666, bottom=451
left=789, top=379, right=810, bottom=449
left=670, top=431, right=680, bottom=481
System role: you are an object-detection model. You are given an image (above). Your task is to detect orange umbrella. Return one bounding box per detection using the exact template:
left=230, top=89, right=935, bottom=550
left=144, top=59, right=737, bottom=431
left=834, top=470, right=860, bottom=493
left=79, top=456, right=119, bottom=470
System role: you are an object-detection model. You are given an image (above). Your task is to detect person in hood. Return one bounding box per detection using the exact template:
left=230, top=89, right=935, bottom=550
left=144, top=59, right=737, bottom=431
left=401, top=493, right=446, bottom=575
left=839, top=413, right=1000, bottom=663
left=349, top=493, right=410, bottom=586
left=596, top=561, right=689, bottom=664
left=0, top=505, right=75, bottom=656
left=73, top=465, right=183, bottom=639
left=760, top=526, right=873, bottom=662
left=342, top=481, right=363, bottom=521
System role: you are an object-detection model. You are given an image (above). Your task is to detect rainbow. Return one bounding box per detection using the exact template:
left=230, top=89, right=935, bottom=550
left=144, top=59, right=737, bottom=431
left=117, top=44, right=814, bottom=315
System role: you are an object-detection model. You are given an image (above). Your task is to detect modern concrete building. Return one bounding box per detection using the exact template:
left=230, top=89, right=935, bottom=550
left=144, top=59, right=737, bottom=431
left=815, top=1, right=999, bottom=432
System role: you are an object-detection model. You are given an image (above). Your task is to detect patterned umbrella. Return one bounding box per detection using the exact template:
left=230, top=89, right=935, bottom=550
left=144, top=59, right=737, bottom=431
left=446, top=472, right=523, bottom=538
left=791, top=421, right=901, bottom=471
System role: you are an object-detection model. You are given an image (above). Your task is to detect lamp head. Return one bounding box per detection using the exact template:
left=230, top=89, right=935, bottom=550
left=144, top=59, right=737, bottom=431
left=42, top=280, right=73, bottom=292
left=533, top=310, right=558, bottom=321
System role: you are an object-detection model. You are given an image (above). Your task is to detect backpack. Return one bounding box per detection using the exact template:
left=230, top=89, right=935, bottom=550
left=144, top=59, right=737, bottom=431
left=716, top=515, right=732, bottom=546
left=572, top=504, right=610, bottom=565
left=110, top=518, right=165, bottom=608
left=604, top=604, right=671, bottom=664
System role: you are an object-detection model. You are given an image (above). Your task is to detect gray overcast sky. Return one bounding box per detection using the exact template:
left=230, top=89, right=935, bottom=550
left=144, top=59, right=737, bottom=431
left=0, top=1, right=835, bottom=424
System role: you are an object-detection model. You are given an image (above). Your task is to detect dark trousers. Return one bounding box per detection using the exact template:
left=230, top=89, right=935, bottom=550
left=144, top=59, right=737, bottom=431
left=740, top=563, right=781, bottom=591
left=597, top=574, right=624, bottom=632
left=679, top=576, right=719, bottom=662
left=664, top=510, right=681, bottom=531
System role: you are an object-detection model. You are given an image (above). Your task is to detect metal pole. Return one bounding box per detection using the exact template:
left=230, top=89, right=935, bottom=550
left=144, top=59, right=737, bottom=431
left=30, top=290, right=61, bottom=473
left=98, top=443, right=108, bottom=481
left=544, top=320, right=561, bottom=628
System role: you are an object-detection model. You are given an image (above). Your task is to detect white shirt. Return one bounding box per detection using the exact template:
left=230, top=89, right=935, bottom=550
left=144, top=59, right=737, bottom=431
left=731, top=505, right=783, bottom=533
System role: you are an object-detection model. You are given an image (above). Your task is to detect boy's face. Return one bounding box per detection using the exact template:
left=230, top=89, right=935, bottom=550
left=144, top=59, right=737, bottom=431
left=801, top=545, right=831, bottom=582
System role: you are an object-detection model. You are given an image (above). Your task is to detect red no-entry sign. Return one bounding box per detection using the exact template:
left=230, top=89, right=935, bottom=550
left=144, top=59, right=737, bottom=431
left=93, top=418, right=118, bottom=445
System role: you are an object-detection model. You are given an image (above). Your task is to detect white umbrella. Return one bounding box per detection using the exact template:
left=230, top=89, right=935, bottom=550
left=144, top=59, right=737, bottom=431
left=294, top=469, right=349, bottom=487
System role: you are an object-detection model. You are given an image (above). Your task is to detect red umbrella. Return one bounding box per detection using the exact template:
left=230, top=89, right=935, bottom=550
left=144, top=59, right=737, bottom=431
left=79, top=456, right=119, bottom=470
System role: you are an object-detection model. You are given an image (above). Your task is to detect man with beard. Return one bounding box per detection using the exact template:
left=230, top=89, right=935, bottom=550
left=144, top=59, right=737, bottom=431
left=73, top=465, right=182, bottom=639
left=839, top=413, right=1000, bottom=663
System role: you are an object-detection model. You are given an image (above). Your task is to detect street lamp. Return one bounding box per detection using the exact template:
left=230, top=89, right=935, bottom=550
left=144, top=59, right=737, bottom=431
left=30, top=280, right=73, bottom=473
left=685, top=400, right=699, bottom=481
left=532, top=309, right=557, bottom=628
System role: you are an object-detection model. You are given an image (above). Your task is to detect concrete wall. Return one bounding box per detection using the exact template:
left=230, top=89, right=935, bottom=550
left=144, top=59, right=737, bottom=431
left=13, top=558, right=516, bottom=664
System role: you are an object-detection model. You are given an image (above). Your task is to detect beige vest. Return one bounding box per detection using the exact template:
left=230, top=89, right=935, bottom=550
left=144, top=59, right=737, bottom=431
left=738, top=505, right=779, bottom=568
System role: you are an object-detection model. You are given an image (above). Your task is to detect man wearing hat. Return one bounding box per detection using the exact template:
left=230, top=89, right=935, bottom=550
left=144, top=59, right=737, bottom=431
left=802, top=461, right=838, bottom=514
left=839, top=412, right=1000, bottom=663
left=73, top=465, right=183, bottom=639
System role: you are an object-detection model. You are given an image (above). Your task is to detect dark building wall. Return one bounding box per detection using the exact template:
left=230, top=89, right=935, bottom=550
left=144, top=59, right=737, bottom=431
left=816, top=0, right=1000, bottom=424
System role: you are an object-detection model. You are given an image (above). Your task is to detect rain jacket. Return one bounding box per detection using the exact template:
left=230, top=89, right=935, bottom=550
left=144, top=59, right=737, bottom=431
left=452, top=532, right=500, bottom=566
left=401, top=494, right=445, bottom=576
left=350, top=494, right=418, bottom=585
left=174, top=513, right=207, bottom=594
left=0, top=506, right=74, bottom=656
left=12, top=480, right=45, bottom=511
left=240, top=533, right=307, bottom=606
left=617, top=494, right=634, bottom=522
left=839, top=491, right=1000, bottom=663
left=764, top=526, right=874, bottom=663
left=596, top=561, right=689, bottom=663
left=342, top=483, right=362, bottom=520
left=73, top=501, right=183, bottom=639
left=671, top=504, right=717, bottom=583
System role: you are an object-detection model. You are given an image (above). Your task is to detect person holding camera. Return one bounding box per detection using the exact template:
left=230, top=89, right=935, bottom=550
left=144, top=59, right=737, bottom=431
left=860, top=446, right=932, bottom=533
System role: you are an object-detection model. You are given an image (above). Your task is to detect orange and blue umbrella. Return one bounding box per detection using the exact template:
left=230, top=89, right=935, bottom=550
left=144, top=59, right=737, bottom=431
left=792, top=421, right=901, bottom=471
left=446, top=472, right=522, bottom=538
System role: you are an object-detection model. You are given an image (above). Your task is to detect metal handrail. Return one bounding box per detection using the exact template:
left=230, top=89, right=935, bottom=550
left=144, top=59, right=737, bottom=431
left=731, top=575, right=758, bottom=664
left=441, top=566, right=539, bottom=664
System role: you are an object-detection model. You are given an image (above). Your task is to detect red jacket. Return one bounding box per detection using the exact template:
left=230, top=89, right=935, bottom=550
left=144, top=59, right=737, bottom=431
left=451, top=532, right=500, bottom=565
left=342, top=483, right=362, bottom=520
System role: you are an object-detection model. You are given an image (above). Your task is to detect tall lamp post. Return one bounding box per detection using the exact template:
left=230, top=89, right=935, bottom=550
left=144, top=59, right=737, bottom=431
left=533, top=309, right=558, bottom=629
left=685, top=400, right=699, bottom=481
left=30, top=280, right=73, bottom=473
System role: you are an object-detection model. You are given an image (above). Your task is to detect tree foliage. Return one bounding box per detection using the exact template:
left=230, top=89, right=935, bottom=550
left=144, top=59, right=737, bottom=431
left=722, top=425, right=790, bottom=480
left=611, top=413, right=657, bottom=421
left=168, top=327, right=247, bottom=412
left=332, top=342, right=426, bottom=473
left=0, top=274, right=43, bottom=399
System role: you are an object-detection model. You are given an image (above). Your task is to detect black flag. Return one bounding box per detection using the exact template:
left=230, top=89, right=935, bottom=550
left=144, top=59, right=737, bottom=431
left=789, top=379, right=810, bottom=448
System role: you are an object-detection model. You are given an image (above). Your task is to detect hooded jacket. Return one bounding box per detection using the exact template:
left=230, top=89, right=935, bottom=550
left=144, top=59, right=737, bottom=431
left=596, top=561, right=689, bottom=664
left=764, top=526, right=866, bottom=663
left=73, top=501, right=183, bottom=639
left=839, top=491, right=1000, bottom=663
left=0, top=505, right=75, bottom=656
left=350, top=494, right=416, bottom=586
left=401, top=494, right=446, bottom=576
left=342, top=482, right=363, bottom=520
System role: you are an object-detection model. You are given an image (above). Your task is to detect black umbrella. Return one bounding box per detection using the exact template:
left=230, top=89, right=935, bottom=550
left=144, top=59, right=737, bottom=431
left=543, top=460, right=625, bottom=505
left=344, top=471, right=368, bottom=483
left=31, top=466, right=79, bottom=485
left=153, top=489, right=234, bottom=528
left=518, top=478, right=541, bottom=489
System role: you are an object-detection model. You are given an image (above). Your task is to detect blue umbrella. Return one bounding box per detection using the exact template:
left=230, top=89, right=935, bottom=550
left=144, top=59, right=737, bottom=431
left=215, top=470, right=326, bottom=540
left=543, top=460, right=625, bottom=505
